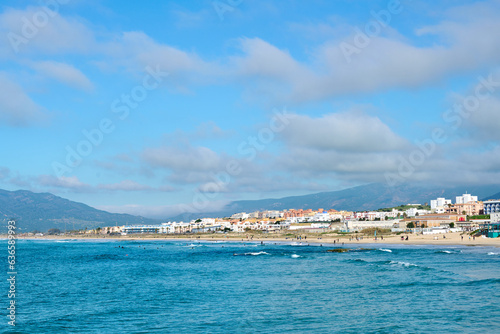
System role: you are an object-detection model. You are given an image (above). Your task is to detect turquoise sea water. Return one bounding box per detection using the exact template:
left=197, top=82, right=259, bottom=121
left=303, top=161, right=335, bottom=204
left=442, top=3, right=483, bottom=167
left=2, top=239, right=500, bottom=333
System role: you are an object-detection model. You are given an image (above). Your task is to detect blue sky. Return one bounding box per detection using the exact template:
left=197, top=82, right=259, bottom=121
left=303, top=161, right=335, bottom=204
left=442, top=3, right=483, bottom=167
left=1, top=0, right=500, bottom=218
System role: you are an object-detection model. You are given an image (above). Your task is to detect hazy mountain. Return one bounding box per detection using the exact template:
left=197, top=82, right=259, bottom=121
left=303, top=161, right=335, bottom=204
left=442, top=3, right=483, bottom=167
left=0, top=189, right=160, bottom=232
left=170, top=183, right=500, bottom=221
left=483, top=192, right=500, bottom=201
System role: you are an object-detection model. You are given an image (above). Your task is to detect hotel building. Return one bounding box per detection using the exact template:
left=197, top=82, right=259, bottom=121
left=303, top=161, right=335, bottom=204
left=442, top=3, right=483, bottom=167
left=484, top=200, right=500, bottom=215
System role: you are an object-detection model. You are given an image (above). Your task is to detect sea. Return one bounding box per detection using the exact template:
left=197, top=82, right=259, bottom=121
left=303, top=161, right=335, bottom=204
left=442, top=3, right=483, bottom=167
left=1, top=239, right=500, bottom=333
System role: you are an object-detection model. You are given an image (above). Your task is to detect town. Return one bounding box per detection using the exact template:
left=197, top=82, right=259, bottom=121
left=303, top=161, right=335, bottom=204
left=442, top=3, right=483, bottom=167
left=80, top=193, right=500, bottom=239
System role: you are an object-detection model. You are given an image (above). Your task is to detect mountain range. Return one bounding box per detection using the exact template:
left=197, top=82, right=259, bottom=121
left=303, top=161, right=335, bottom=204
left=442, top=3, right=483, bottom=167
left=169, top=183, right=500, bottom=221
left=0, top=189, right=160, bottom=232
left=1, top=183, right=500, bottom=232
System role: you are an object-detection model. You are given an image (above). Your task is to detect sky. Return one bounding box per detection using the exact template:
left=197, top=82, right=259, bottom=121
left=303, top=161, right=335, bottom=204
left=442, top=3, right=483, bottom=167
left=1, top=0, right=500, bottom=218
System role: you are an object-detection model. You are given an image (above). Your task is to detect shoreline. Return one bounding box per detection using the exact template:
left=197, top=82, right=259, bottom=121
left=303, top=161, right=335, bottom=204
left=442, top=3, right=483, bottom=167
left=8, top=231, right=500, bottom=247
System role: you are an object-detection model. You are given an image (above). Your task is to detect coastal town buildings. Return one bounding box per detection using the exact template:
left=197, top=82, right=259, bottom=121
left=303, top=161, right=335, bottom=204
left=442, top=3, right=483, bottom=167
left=484, top=200, right=500, bottom=215
left=445, top=202, right=483, bottom=216
left=402, top=213, right=466, bottom=228
left=430, top=197, right=452, bottom=213
left=456, top=193, right=478, bottom=204
left=93, top=191, right=499, bottom=237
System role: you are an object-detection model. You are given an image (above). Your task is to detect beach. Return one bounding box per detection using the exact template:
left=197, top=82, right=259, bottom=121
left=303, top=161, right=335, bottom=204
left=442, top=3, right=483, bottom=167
left=14, top=231, right=500, bottom=247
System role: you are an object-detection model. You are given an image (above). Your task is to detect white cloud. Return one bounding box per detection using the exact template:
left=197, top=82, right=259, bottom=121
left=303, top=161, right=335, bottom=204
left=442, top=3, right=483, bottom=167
left=230, top=1, right=500, bottom=103
left=0, top=73, right=47, bottom=126
left=142, top=144, right=222, bottom=172
left=104, top=31, right=215, bottom=82
left=0, top=6, right=95, bottom=57
left=280, top=111, right=408, bottom=152
left=37, top=175, right=91, bottom=191
left=98, top=180, right=152, bottom=191
left=29, top=61, right=93, bottom=91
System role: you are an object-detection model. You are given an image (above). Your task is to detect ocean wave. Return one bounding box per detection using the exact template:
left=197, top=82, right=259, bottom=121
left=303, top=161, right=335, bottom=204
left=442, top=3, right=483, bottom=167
left=463, top=278, right=500, bottom=286
left=389, top=260, right=418, bottom=268
left=379, top=248, right=392, bottom=253
left=246, top=251, right=270, bottom=256
left=290, top=242, right=308, bottom=246
left=291, top=254, right=301, bottom=258
left=487, top=252, right=499, bottom=255
left=436, top=249, right=461, bottom=254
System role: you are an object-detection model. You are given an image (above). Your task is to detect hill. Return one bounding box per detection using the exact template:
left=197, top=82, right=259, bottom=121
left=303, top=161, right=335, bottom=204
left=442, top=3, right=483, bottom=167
left=482, top=192, right=500, bottom=201
left=0, top=189, right=160, bottom=232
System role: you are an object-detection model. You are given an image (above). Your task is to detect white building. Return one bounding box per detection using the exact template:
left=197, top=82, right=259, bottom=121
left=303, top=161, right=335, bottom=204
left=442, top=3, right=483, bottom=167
left=456, top=193, right=478, bottom=204
left=248, top=211, right=260, bottom=219
left=231, top=212, right=249, bottom=220
left=159, top=222, right=191, bottom=234
left=430, top=197, right=452, bottom=213
left=405, top=208, right=431, bottom=217
left=122, top=225, right=160, bottom=234
left=310, top=211, right=331, bottom=221
left=262, top=210, right=283, bottom=219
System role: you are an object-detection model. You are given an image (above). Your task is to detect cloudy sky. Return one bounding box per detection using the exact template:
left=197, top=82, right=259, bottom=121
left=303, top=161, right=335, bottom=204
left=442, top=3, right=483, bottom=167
left=1, top=0, right=500, bottom=218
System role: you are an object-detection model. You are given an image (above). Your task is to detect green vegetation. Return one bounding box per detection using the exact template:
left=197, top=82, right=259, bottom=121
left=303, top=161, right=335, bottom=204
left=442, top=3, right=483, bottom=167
left=47, top=228, right=61, bottom=235
left=376, top=204, right=430, bottom=212
left=468, top=215, right=490, bottom=220
left=449, top=222, right=455, bottom=228
left=470, top=229, right=481, bottom=236
left=406, top=222, right=415, bottom=228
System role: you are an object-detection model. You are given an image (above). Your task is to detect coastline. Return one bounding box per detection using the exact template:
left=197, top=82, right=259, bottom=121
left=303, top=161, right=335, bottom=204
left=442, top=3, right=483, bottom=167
left=9, top=231, right=500, bottom=247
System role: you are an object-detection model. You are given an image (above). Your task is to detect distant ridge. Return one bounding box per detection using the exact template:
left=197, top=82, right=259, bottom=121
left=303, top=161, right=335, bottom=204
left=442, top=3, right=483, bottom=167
left=0, top=189, right=160, bottom=232
left=170, top=183, right=500, bottom=221
left=482, top=192, right=500, bottom=201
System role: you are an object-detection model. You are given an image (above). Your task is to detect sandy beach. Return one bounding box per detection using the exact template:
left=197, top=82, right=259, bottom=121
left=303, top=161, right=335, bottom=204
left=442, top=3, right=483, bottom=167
left=12, top=231, right=500, bottom=247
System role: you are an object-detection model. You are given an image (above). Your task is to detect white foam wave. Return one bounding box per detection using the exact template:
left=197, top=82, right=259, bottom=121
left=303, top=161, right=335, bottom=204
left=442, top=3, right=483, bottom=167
left=390, top=261, right=417, bottom=267
left=488, top=252, right=499, bottom=255
left=379, top=248, right=392, bottom=253
left=291, top=254, right=301, bottom=258
left=291, top=242, right=309, bottom=246
left=245, top=251, right=269, bottom=256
